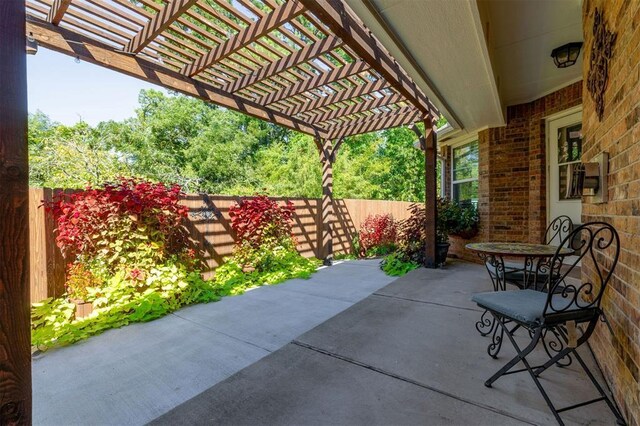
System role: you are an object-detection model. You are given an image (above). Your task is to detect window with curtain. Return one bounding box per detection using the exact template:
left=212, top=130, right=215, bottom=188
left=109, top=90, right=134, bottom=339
left=452, top=140, right=479, bottom=206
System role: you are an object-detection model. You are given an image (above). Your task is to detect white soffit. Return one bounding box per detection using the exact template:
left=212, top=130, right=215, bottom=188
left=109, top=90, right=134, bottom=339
left=345, top=0, right=505, bottom=131
left=479, top=0, right=583, bottom=106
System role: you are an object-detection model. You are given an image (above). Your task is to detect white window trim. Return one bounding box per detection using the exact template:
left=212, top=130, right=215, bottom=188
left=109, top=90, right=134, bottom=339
left=451, top=137, right=479, bottom=203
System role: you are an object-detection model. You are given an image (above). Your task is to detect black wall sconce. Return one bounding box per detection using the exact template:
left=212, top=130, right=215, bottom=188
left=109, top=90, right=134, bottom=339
left=26, top=32, right=38, bottom=55
left=551, top=42, right=583, bottom=68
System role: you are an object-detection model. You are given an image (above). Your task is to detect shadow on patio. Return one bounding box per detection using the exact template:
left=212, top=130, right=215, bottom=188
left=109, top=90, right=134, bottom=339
left=152, top=260, right=615, bottom=426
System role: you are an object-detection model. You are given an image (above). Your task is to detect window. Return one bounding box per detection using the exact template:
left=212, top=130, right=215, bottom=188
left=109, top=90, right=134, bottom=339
left=557, top=123, right=583, bottom=200
left=452, top=140, right=479, bottom=206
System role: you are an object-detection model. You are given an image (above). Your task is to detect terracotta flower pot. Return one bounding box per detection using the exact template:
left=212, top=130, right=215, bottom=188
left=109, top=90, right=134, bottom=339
left=71, top=299, right=93, bottom=319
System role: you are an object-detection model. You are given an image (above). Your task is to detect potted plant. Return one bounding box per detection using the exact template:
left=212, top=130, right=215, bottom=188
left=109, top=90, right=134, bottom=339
left=65, top=262, right=100, bottom=319
left=436, top=198, right=480, bottom=265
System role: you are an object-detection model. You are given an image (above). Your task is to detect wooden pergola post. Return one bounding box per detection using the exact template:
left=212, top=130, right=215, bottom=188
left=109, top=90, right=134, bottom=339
left=318, top=138, right=336, bottom=264
left=0, top=0, right=32, bottom=423
left=424, top=119, right=437, bottom=268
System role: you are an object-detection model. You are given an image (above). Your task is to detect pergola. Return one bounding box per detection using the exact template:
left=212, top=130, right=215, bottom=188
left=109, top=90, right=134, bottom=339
left=0, top=0, right=439, bottom=422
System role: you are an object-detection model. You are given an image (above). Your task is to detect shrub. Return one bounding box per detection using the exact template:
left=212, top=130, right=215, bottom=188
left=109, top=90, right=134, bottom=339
left=397, top=203, right=427, bottom=264
left=380, top=252, right=419, bottom=276
left=359, top=214, right=397, bottom=257
left=214, top=194, right=320, bottom=294
left=397, top=199, right=480, bottom=264
left=45, top=178, right=190, bottom=272
left=32, top=179, right=219, bottom=350
left=229, top=194, right=295, bottom=251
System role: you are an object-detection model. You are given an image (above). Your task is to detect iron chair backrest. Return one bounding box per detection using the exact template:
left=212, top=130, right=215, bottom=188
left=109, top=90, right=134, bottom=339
left=543, top=222, right=620, bottom=321
left=543, top=215, right=574, bottom=246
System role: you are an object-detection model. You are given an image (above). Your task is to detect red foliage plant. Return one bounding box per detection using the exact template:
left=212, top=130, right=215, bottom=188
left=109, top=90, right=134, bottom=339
left=359, top=214, right=397, bottom=252
left=228, top=194, right=295, bottom=249
left=45, top=178, right=190, bottom=267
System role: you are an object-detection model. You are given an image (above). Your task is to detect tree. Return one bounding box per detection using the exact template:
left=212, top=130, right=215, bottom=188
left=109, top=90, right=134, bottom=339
left=28, top=89, right=439, bottom=202
left=29, top=115, right=133, bottom=188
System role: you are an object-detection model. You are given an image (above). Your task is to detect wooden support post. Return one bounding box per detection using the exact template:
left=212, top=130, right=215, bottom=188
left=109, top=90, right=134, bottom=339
left=0, top=0, right=32, bottom=423
left=423, top=119, right=437, bottom=268
left=318, top=138, right=335, bottom=264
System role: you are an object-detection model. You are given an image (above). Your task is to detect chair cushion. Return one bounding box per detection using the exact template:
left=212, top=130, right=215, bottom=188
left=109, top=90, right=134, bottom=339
left=471, top=290, right=580, bottom=325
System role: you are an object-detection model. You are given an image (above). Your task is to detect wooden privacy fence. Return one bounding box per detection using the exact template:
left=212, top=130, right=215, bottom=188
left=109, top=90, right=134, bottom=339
left=29, top=188, right=414, bottom=303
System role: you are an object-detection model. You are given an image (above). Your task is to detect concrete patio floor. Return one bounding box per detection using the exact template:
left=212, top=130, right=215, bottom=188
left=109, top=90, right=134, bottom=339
left=34, top=259, right=618, bottom=425
left=33, top=259, right=395, bottom=425
left=153, top=261, right=618, bottom=426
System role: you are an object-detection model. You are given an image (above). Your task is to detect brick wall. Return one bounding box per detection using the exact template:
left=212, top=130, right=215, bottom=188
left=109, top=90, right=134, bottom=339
left=446, top=82, right=583, bottom=261
left=581, top=1, right=640, bottom=424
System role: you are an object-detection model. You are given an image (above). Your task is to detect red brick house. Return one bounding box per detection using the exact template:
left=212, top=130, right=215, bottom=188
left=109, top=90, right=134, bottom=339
left=350, top=0, right=640, bottom=423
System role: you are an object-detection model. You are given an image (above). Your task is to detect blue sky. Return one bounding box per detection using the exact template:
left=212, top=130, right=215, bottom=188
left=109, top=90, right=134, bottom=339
left=27, top=47, right=167, bottom=126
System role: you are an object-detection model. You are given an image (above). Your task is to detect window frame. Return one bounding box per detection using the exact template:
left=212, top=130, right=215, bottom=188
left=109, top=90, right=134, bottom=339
left=450, top=137, right=479, bottom=205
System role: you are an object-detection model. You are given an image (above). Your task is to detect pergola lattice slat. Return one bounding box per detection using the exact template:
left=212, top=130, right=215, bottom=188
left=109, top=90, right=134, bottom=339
left=261, top=60, right=368, bottom=105
left=308, top=92, right=402, bottom=125
left=298, top=0, right=439, bottom=119
left=125, top=0, right=198, bottom=54
left=222, top=35, right=342, bottom=94
left=26, top=17, right=323, bottom=137
left=47, top=0, right=72, bottom=24
left=327, top=106, right=423, bottom=139
left=282, top=78, right=388, bottom=117
left=182, top=0, right=306, bottom=77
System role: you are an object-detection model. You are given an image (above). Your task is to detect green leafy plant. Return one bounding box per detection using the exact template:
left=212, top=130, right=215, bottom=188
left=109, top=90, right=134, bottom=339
left=437, top=198, right=480, bottom=242
left=397, top=203, right=428, bottom=264
left=32, top=258, right=219, bottom=349
left=65, top=262, right=104, bottom=300
left=396, top=199, right=480, bottom=264
left=45, top=178, right=191, bottom=273
left=351, top=232, right=361, bottom=257
left=213, top=194, right=320, bottom=297
left=380, top=252, right=419, bottom=276
left=32, top=179, right=221, bottom=350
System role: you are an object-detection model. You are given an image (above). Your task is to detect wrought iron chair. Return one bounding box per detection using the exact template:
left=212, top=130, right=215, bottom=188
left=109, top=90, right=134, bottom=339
left=502, top=215, right=574, bottom=290
left=472, top=222, right=626, bottom=425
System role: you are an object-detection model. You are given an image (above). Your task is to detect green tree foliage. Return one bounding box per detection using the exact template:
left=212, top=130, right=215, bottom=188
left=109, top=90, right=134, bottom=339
left=29, top=89, right=440, bottom=201
left=29, top=112, right=133, bottom=188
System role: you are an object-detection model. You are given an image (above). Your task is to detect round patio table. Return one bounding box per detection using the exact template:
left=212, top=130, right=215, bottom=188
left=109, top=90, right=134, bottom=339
left=466, top=242, right=574, bottom=358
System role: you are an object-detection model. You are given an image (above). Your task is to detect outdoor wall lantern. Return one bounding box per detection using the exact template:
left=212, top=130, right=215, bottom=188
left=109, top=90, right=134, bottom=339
left=582, top=152, right=609, bottom=204
left=551, top=42, right=583, bottom=68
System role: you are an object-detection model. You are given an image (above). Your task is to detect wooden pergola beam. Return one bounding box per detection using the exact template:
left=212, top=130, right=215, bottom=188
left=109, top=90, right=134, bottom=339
left=317, top=137, right=335, bottom=262
left=261, top=60, right=368, bottom=106
left=182, top=0, right=305, bottom=77
left=281, top=78, right=388, bottom=117
left=223, top=35, right=342, bottom=94
left=47, top=0, right=72, bottom=25
left=299, top=0, right=438, bottom=120
left=308, top=92, right=402, bottom=125
left=327, top=106, right=423, bottom=139
left=0, top=0, right=31, bottom=423
left=423, top=121, right=437, bottom=268
left=27, top=17, right=325, bottom=138
left=125, top=0, right=198, bottom=54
